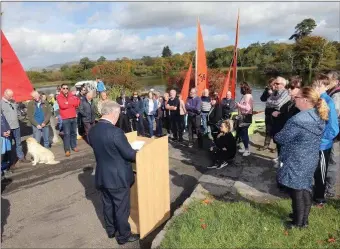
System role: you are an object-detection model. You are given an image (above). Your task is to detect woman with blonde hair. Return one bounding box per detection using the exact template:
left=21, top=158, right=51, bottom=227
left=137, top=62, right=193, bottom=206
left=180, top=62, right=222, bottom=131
left=275, top=87, right=328, bottom=229
left=207, top=120, right=236, bottom=170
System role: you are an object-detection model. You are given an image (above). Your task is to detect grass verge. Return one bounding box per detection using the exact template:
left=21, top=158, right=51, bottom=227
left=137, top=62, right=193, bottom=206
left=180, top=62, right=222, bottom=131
left=160, top=198, right=340, bottom=249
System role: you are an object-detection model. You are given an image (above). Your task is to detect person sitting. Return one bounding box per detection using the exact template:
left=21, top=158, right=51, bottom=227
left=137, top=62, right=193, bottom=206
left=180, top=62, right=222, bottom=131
left=207, top=120, right=236, bottom=170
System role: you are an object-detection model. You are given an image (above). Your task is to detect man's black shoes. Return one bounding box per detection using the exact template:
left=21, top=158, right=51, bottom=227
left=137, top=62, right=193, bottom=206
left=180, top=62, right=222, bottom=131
left=117, top=234, right=140, bottom=245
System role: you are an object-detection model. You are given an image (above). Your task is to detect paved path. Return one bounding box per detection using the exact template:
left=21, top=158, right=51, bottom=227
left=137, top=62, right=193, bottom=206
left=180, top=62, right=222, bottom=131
left=1, top=138, right=210, bottom=248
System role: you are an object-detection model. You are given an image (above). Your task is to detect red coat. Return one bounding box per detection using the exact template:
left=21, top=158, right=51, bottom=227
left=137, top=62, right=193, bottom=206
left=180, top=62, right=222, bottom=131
left=56, top=93, right=80, bottom=120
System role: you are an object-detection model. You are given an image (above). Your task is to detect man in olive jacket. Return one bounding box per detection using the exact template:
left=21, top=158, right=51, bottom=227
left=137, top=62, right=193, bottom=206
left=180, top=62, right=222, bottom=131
left=27, top=91, right=52, bottom=148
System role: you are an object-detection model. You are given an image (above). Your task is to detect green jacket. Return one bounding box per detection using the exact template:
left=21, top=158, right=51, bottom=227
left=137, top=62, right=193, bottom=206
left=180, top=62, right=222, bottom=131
left=27, top=100, right=52, bottom=127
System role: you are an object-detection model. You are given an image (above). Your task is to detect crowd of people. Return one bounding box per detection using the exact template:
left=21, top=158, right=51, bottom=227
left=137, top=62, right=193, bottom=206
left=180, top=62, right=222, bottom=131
left=1, top=71, right=340, bottom=234
left=259, top=72, right=339, bottom=229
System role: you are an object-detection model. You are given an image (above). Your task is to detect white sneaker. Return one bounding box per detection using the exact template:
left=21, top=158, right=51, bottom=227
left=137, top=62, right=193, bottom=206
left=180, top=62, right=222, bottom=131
left=242, top=150, right=251, bottom=157
left=207, top=164, right=218, bottom=169
left=273, top=161, right=282, bottom=168
left=239, top=148, right=246, bottom=153
left=216, top=161, right=228, bottom=169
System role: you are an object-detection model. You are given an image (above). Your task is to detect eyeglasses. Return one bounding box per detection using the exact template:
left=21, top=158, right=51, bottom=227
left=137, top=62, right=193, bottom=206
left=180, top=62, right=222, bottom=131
left=62, top=87, right=68, bottom=90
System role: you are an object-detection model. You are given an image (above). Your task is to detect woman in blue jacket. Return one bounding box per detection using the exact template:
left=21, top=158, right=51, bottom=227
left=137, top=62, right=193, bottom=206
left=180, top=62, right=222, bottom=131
left=312, top=75, right=339, bottom=206
left=275, top=87, right=328, bottom=229
left=143, top=91, right=158, bottom=138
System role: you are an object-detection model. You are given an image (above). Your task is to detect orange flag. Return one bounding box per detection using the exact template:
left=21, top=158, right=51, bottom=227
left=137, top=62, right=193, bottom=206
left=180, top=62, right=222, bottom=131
left=231, top=10, right=240, bottom=100
left=181, top=62, right=192, bottom=103
left=219, top=66, right=232, bottom=100
left=1, top=31, right=33, bottom=102
left=196, top=19, right=208, bottom=97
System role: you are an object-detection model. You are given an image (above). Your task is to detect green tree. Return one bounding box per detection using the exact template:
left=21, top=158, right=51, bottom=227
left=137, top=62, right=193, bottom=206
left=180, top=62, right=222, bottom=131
left=97, top=56, right=106, bottom=63
left=79, top=57, right=95, bottom=70
left=289, top=18, right=317, bottom=41
left=60, top=65, right=69, bottom=72
left=293, top=36, right=337, bottom=73
left=162, top=46, right=172, bottom=57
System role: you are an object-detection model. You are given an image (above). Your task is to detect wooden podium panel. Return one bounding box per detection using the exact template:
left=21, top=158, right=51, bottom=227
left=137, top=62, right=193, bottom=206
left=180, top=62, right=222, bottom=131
left=126, top=132, right=170, bottom=239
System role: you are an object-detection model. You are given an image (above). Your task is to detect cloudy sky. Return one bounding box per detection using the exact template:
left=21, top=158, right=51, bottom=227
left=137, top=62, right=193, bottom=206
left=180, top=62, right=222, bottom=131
left=2, top=1, right=339, bottom=69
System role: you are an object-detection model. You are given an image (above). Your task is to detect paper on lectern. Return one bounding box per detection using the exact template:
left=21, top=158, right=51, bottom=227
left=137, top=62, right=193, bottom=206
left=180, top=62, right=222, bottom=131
left=130, top=141, right=145, bottom=151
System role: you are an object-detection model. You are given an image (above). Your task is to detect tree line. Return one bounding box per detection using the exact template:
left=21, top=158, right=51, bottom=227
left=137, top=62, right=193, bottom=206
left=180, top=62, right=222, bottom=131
left=27, top=18, right=340, bottom=86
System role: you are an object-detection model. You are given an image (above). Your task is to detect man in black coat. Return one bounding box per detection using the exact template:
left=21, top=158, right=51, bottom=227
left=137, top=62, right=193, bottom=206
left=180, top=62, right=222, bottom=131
left=78, top=91, right=97, bottom=136
left=88, top=100, right=139, bottom=245
left=116, top=90, right=131, bottom=133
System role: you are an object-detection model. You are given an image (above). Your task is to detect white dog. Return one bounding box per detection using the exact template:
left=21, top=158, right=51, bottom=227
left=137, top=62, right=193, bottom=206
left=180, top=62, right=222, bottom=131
left=26, top=137, right=60, bottom=165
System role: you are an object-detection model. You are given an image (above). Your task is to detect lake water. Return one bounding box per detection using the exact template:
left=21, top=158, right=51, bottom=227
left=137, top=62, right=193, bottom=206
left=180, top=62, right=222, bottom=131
left=37, top=70, right=306, bottom=114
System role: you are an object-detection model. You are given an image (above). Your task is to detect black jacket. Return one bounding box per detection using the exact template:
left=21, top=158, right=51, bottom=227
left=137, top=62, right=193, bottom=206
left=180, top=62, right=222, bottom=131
left=128, top=97, right=144, bottom=118
left=214, top=132, right=237, bottom=160
left=221, top=98, right=236, bottom=119
left=272, top=100, right=300, bottom=137
left=79, top=98, right=97, bottom=123
left=208, top=104, right=223, bottom=126
left=88, top=120, right=137, bottom=189
left=260, top=88, right=272, bottom=102
left=116, top=96, right=130, bottom=115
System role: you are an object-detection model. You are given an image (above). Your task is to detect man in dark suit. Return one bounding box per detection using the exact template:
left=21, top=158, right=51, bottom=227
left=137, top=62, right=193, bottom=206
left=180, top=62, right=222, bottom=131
left=116, top=90, right=131, bottom=133
left=88, top=100, right=139, bottom=245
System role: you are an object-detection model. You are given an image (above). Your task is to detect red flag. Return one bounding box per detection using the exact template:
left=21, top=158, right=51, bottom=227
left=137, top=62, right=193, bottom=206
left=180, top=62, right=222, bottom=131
left=181, top=62, right=192, bottom=103
left=1, top=31, right=34, bottom=102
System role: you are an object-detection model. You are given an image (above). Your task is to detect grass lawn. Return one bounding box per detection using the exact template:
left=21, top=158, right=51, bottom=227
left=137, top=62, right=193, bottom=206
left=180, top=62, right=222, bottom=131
left=160, top=198, right=340, bottom=248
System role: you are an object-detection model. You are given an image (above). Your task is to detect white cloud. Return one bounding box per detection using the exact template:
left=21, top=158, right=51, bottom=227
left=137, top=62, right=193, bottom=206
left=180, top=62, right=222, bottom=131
left=57, top=2, right=90, bottom=12
left=4, top=27, right=229, bottom=69
left=112, top=2, right=339, bottom=38
left=1, top=2, right=339, bottom=69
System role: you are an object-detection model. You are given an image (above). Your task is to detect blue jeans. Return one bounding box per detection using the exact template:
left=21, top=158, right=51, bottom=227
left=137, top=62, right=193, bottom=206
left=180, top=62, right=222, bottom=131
left=201, top=112, right=208, bottom=134
left=238, top=126, right=249, bottom=149
left=32, top=126, right=50, bottom=148
left=11, top=127, right=24, bottom=160
left=57, top=115, right=63, bottom=131
left=62, top=118, right=77, bottom=152
left=147, top=115, right=155, bottom=137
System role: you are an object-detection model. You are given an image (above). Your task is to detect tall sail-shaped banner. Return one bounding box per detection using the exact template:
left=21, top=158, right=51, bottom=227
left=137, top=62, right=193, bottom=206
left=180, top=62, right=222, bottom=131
left=1, top=31, right=33, bottom=102
left=231, top=10, right=240, bottom=100
left=219, top=66, right=232, bottom=100
left=196, top=18, right=208, bottom=97
left=181, top=61, right=193, bottom=103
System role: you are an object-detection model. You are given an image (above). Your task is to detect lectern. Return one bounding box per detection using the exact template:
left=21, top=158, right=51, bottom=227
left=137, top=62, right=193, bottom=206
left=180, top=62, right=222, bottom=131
left=125, top=131, right=170, bottom=239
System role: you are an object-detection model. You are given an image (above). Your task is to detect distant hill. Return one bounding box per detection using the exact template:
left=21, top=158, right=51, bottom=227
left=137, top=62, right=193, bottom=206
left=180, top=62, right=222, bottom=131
left=29, top=61, right=79, bottom=72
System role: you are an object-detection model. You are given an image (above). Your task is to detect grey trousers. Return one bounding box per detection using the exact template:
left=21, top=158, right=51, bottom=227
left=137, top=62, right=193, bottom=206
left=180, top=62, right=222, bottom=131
left=326, top=141, right=340, bottom=195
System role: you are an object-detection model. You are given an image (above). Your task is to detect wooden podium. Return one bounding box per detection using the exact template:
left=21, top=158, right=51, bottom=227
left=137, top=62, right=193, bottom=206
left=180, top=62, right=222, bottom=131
left=125, top=131, right=170, bottom=239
